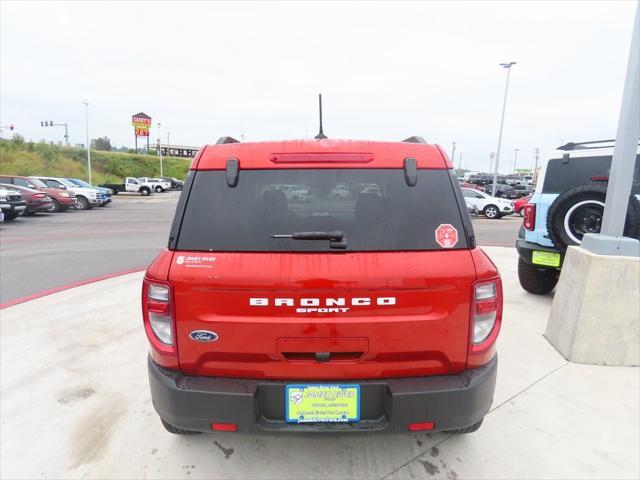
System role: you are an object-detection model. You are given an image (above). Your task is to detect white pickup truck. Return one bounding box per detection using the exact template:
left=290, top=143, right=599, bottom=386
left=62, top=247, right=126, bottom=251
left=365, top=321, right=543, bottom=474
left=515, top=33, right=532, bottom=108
left=99, top=177, right=155, bottom=196
left=138, top=177, right=171, bottom=193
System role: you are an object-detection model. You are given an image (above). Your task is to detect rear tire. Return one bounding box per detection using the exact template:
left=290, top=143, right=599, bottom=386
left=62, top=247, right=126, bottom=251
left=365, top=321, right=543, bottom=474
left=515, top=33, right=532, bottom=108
left=483, top=205, right=501, bottom=219
left=176, top=184, right=183, bottom=191
left=161, top=419, right=200, bottom=435
left=140, top=187, right=151, bottom=196
left=155, top=186, right=163, bottom=193
left=518, top=258, right=558, bottom=295
left=449, top=419, right=483, bottom=434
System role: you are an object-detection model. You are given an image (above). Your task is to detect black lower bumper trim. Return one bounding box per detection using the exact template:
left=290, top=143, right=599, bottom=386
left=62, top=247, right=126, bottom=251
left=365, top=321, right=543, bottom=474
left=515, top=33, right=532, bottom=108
left=516, top=238, right=563, bottom=267
left=148, top=355, right=498, bottom=434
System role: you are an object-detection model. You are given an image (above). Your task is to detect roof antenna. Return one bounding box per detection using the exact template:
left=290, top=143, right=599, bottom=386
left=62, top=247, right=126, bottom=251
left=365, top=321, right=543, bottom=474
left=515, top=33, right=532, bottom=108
left=314, top=93, right=327, bottom=139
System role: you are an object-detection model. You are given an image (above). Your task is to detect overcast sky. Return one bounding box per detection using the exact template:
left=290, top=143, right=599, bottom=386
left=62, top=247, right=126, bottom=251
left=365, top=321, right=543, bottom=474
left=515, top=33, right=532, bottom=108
left=1, top=0, right=637, bottom=172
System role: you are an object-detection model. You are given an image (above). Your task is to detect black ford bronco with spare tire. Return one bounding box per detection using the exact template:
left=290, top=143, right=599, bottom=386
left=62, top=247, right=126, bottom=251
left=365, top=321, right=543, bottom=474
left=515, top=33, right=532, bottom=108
left=516, top=139, right=640, bottom=295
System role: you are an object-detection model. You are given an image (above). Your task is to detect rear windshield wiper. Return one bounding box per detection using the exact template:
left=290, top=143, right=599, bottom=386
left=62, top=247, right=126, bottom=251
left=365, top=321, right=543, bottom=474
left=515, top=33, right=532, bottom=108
left=270, top=230, right=348, bottom=249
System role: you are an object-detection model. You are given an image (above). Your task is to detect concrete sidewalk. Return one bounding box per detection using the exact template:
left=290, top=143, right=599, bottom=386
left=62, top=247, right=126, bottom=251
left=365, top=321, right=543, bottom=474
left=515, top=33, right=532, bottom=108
left=1, top=247, right=638, bottom=479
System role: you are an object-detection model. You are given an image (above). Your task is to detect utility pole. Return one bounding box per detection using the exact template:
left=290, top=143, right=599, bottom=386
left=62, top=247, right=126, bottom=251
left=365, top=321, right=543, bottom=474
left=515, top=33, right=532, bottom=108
left=157, top=122, right=163, bottom=177
left=489, top=152, right=495, bottom=173
left=513, top=148, right=520, bottom=173
left=533, top=147, right=540, bottom=183
left=451, top=141, right=457, bottom=162
left=492, top=62, right=517, bottom=196
left=82, top=100, right=92, bottom=184
left=458, top=151, right=463, bottom=171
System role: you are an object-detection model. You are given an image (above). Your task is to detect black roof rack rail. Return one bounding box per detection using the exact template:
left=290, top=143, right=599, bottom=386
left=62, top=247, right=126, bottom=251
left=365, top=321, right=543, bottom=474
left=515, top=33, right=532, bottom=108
left=216, top=136, right=240, bottom=145
left=402, top=136, right=426, bottom=144
left=557, top=139, right=616, bottom=151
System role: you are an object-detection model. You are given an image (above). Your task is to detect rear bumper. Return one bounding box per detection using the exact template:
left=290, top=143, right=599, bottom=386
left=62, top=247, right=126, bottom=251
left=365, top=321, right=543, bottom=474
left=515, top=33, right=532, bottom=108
left=27, top=200, right=54, bottom=212
left=148, top=355, right=497, bottom=434
left=516, top=238, right=563, bottom=268
left=0, top=201, right=27, bottom=213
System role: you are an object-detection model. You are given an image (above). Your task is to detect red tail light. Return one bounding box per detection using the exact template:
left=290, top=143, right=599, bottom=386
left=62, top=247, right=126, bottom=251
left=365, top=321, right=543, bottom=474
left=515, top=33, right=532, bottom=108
left=212, top=423, right=238, bottom=432
left=523, top=204, right=536, bottom=230
left=408, top=421, right=435, bottom=431
left=142, top=279, right=178, bottom=368
left=468, top=278, right=502, bottom=368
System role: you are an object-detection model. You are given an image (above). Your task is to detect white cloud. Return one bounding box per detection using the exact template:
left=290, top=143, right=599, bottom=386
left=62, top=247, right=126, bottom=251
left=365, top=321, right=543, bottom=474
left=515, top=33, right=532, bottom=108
left=1, top=0, right=636, bottom=171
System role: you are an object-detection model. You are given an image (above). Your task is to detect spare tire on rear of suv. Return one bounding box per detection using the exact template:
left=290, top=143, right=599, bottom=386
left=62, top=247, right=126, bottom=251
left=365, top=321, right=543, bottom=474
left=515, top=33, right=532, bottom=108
left=547, top=181, right=640, bottom=252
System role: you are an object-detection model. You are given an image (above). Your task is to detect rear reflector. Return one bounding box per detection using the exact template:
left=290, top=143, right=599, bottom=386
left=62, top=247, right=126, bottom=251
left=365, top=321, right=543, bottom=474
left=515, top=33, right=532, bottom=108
left=211, top=423, right=238, bottom=432
left=269, top=153, right=374, bottom=163
left=408, top=421, right=435, bottom=431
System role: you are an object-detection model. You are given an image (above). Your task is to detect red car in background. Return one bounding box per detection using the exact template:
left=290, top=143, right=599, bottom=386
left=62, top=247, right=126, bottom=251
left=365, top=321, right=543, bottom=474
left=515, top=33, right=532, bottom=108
left=0, top=183, right=54, bottom=214
left=0, top=175, right=77, bottom=212
left=459, top=181, right=484, bottom=192
left=514, top=194, right=532, bottom=216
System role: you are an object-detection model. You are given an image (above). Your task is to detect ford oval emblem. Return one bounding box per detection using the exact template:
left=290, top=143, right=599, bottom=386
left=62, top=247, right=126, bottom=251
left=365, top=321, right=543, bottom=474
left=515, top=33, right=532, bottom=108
left=189, top=330, right=219, bottom=342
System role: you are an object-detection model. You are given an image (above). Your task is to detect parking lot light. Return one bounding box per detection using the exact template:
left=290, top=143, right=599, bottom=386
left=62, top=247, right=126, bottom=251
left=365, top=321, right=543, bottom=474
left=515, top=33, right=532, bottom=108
left=82, top=100, right=92, bottom=185
left=491, top=62, right=517, bottom=197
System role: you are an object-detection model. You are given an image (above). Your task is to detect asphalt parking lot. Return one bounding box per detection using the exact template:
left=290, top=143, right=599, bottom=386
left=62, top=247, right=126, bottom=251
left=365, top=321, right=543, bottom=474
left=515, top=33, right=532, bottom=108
left=0, top=192, right=521, bottom=305
left=0, top=192, right=178, bottom=304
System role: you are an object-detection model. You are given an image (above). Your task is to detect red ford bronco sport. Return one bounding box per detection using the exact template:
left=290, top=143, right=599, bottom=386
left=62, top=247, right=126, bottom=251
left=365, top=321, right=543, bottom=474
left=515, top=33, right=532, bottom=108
left=143, top=136, right=502, bottom=434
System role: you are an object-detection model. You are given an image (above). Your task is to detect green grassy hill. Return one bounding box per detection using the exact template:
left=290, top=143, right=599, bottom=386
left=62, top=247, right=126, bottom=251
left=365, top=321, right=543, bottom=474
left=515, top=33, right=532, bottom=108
left=0, top=137, right=191, bottom=185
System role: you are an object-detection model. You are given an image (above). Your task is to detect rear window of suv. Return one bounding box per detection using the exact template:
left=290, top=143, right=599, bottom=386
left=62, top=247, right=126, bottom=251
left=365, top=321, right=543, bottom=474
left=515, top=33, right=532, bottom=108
left=542, top=154, right=640, bottom=194
left=175, top=169, right=469, bottom=252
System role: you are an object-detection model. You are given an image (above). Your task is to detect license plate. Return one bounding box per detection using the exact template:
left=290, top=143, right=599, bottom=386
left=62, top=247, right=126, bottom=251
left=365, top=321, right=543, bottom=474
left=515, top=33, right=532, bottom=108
left=532, top=250, right=561, bottom=267
left=285, top=384, right=360, bottom=423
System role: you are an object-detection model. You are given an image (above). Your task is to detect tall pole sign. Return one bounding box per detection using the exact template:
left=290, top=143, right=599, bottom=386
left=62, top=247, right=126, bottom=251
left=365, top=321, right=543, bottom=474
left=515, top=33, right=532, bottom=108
left=132, top=112, right=152, bottom=153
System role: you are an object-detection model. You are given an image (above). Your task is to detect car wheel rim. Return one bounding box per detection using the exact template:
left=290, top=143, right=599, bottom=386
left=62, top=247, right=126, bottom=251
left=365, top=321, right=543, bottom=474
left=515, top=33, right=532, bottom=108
left=486, top=207, right=497, bottom=218
left=564, top=200, right=605, bottom=244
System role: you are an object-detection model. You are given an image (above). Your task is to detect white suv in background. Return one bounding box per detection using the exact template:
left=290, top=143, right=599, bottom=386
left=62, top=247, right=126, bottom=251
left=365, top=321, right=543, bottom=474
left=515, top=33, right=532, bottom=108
left=34, top=176, right=108, bottom=210
left=461, top=188, right=514, bottom=219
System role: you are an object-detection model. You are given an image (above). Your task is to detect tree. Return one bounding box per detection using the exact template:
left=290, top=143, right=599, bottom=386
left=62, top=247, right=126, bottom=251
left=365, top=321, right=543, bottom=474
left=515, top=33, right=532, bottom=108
left=92, top=136, right=112, bottom=151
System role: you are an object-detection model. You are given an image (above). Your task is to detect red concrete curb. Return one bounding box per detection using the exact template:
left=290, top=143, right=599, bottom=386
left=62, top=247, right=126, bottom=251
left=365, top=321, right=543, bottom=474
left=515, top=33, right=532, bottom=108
left=0, top=267, right=146, bottom=310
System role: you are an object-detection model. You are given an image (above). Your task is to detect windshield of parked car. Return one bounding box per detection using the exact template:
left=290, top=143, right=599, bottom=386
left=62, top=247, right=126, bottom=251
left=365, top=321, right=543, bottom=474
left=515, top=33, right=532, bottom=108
left=54, top=178, right=76, bottom=188
left=27, top=178, right=47, bottom=188
left=176, top=169, right=469, bottom=252
left=67, top=178, right=92, bottom=188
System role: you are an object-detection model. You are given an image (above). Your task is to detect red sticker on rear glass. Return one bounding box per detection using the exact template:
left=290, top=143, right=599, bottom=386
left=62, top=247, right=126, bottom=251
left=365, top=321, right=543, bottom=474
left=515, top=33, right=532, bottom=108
left=435, top=224, right=458, bottom=248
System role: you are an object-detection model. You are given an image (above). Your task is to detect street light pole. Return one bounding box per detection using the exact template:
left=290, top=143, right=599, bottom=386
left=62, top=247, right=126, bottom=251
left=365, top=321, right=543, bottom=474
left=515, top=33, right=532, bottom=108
left=451, top=141, right=457, bottom=163
left=582, top=3, right=640, bottom=256
left=512, top=148, right=520, bottom=173
left=157, top=122, right=163, bottom=177
left=492, top=62, right=517, bottom=196
left=82, top=100, right=92, bottom=185
left=458, top=151, right=463, bottom=171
